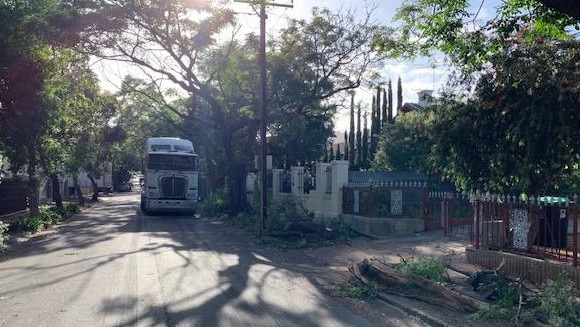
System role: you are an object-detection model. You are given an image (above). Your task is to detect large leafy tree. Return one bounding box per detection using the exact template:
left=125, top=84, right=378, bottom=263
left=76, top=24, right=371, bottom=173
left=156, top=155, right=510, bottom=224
left=40, top=50, right=102, bottom=207
left=373, top=0, right=580, bottom=194
left=373, top=111, right=433, bottom=174
left=375, top=0, right=579, bottom=74
left=79, top=2, right=385, bottom=216
left=432, top=33, right=580, bottom=194
left=268, top=6, right=385, bottom=167
left=0, top=0, right=81, bottom=214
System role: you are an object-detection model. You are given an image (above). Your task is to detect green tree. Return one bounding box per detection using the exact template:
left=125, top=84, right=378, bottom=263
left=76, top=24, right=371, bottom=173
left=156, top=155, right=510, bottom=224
left=373, top=111, right=433, bottom=173
left=348, top=92, right=356, bottom=169
left=387, top=79, right=394, bottom=123
left=361, top=113, right=369, bottom=169
left=396, top=77, right=403, bottom=114
left=0, top=0, right=81, bottom=214
left=80, top=2, right=383, bottom=217
left=375, top=0, right=579, bottom=75
left=431, top=32, right=580, bottom=194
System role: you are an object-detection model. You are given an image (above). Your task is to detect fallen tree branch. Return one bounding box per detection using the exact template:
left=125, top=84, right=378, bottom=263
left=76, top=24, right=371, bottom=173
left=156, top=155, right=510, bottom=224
left=349, top=259, right=484, bottom=313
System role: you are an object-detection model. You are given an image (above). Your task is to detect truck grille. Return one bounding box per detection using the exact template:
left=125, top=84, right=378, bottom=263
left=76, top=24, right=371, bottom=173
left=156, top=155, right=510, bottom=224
left=159, top=176, right=187, bottom=198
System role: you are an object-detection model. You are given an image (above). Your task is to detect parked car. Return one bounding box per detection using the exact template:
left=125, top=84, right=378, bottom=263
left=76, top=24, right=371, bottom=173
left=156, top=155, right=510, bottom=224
left=116, top=182, right=133, bottom=192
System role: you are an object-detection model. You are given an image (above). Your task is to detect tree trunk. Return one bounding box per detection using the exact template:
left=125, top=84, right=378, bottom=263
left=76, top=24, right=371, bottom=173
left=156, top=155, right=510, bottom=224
left=50, top=173, right=63, bottom=209
left=87, top=173, right=99, bottom=202
left=27, top=147, right=40, bottom=216
left=228, top=162, right=249, bottom=217
left=73, top=176, right=85, bottom=207
left=349, top=259, right=483, bottom=313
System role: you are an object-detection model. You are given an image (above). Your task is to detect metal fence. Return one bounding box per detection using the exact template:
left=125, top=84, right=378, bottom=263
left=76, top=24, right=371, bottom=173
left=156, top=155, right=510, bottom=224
left=0, top=178, right=28, bottom=216
left=342, top=182, right=426, bottom=218
left=428, top=192, right=473, bottom=237
left=471, top=194, right=579, bottom=267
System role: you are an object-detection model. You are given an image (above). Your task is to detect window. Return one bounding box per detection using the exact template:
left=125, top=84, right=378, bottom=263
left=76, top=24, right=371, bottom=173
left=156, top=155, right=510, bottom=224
left=147, top=154, right=198, bottom=171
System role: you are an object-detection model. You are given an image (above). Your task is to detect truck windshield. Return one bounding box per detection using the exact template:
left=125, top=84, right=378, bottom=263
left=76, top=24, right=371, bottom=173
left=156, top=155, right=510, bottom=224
left=147, top=154, right=197, bottom=171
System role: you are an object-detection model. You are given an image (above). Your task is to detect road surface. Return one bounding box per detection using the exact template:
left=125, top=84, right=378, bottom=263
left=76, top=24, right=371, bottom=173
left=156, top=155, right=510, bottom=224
left=0, top=193, right=376, bottom=327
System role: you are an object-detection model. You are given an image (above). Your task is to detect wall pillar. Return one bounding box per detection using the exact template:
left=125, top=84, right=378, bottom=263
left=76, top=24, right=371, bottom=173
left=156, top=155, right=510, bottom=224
left=271, top=169, right=283, bottom=200
left=330, top=160, right=349, bottom=218
left=291, top=166, right=304, bottom=196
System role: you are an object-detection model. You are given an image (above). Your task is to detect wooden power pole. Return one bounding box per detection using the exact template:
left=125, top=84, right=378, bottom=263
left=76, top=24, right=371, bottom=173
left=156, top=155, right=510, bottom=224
left=234, top=0, right=293, bottom=234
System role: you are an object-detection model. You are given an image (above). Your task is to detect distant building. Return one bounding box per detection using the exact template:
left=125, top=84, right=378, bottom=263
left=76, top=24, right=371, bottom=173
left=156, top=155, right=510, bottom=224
left=400, top=90, right=433, bottom=113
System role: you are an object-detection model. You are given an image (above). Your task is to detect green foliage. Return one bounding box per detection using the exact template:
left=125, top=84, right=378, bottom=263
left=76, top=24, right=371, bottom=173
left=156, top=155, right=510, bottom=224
left=432, top=35, right=580, bottom=193
left=8, top=202, right=79, bottom=234
left=64, top=202, right=80, bottom=214
left=394, top=256, right=446, bottom=283
left=537, top=278, right=580, bottom=326
left=15, top=215, right=44, bottom=233
left=0, top=220, right=8, bottom=252
left=373, top=111, right=434, bottom=174
left=339, top=281, right=377, bottom=299
left=198, top=188, right=231, bottom=220
left=267, top=196, right=310, bottom=232
left=378, top=0, right=579, bottom=74
left=471, top=277, right=580, bottom=325
left=470, top=284, right=520, bottom=323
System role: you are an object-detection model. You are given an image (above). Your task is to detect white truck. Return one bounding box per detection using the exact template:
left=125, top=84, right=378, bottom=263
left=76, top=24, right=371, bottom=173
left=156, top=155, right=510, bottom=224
left=140, top=137, right=199, bottom=214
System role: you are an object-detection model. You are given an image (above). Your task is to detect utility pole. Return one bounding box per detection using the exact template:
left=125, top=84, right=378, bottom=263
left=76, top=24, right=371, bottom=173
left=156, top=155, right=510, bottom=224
left=234, top=0, right=293, bottom=234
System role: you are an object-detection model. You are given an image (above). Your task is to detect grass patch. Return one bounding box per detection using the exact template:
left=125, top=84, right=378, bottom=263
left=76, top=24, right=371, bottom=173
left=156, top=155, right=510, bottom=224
left=339, top=280, right=377, bottom=299
left=393, top=255, right=447, bottom=283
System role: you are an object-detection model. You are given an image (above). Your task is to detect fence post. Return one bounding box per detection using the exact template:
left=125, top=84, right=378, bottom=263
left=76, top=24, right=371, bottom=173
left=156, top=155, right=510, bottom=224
left=443, top=192, right=450, bottom=236
left=472, top=193, right=480, bottom=249
left=421, top=183, right=428, bottom=222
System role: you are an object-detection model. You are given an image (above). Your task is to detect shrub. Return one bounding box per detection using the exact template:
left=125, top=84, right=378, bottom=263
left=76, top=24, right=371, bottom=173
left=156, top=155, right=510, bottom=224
left=0, top=220, right=8, bottom=252
left=394, top=256, right=447, bottom=283
left=18, top=215, right=44, bottom=233
left=40, top=208, right=62, bottom=227
left=64, top=202, right=80, bottom=215
left=537, top=278, right=580, bottom=327
left=198, top=188, right=231, bottom=219
left=339, top=281, right=377, bottom=299
left=267, top=195, right=310, bottom=232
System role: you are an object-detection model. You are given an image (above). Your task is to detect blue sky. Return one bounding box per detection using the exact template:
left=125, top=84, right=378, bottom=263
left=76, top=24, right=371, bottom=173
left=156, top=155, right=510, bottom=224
left=231, top=0, right=502, bottom=132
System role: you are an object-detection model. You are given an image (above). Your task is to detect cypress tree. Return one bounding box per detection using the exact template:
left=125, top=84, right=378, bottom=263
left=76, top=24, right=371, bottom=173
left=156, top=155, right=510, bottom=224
left=356, top=103, right=362, bottom=169
left=329, top=143, right=334, bottom=162
left=343, top=130, right=348, bottom=161
left=388, top=79, right=393, bottom=123
left=362, top=112, right=369, bottom=170
left=349, top=92, right=355, bottom=169
left=370, top=94, right=377, bottom=160
left=382, top=88, right=387, bottom=126
left=397, top=76, right=403, bottom=114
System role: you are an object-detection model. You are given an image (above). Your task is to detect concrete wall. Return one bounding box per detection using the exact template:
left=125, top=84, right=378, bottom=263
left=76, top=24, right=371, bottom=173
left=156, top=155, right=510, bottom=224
left=270, top=161, right=428, bottom=236
left=467, top=248, right=580, bottom=290
left=342, top=214, right=425, bottom=238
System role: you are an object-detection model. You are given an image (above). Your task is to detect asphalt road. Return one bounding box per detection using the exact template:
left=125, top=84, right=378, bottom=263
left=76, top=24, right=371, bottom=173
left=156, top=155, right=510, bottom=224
left=0, top=193, right=374, bottom=327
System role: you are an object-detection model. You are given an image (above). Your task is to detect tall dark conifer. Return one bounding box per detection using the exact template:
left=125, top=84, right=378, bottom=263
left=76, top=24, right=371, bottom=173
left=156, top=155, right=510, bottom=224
left=356, top=103, right=362, bottom=169
left=381, top=88, right=387, bottom=126
left=362, top=112, right=369, bottom=169
left=348, top=92, right=355, bottom=169
left=397, top=76, right=403, bottom=114
left=370, top=94, right=377, bottom=160
left=343, top=130, right=348, bottom=161
left=388, top=79, right=393, bottom=123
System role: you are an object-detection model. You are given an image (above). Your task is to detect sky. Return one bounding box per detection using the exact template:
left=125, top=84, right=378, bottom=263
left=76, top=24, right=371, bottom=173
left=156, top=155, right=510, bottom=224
left=231, top=0, right=434, bottom=133
left=94, top=0, right=501, bottom=133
